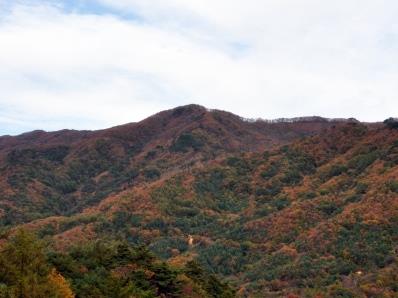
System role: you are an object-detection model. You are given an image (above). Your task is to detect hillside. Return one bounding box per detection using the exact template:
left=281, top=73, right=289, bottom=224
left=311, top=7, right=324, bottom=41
left=0, top=105, right=350, bottom=225
left=0, top=105, right=397, bottom=297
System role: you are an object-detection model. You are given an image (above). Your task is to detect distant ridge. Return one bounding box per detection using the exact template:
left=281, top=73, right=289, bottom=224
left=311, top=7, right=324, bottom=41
left=240, top=115, right=359, bottom=124
left=0, top=104, right=368, bottom=139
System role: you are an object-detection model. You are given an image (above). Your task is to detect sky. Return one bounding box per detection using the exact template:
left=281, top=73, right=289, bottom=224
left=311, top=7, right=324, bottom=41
left=0, top=0, right=397, bottom=135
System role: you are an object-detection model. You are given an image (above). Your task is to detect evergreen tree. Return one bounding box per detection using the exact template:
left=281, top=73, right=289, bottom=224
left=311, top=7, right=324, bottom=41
left=0, top=229, right=74, bottom=298
left=185, top=260, right=236, bottom=298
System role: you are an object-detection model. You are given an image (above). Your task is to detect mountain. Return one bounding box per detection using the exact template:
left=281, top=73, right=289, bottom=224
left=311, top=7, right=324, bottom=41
left=0, top=105, right=397, bottom=297
left=0, top=104, right=355, bottom=225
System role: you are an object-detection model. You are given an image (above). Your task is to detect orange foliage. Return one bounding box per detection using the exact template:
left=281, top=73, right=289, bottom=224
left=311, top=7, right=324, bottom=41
left=48, top=268, right=75, bottom=298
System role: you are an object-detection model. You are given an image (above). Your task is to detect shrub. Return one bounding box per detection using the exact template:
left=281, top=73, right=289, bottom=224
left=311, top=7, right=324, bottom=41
left=284, top=147, right=316, bottom=174
left=348, top=152, right=379, bottom=173
left=149, top=237, right=188, bottom=259
left=317, top=201, right=342, bottom=216
left=170, top=132, right=204, bottom=152
left=174, top=213, right=217, bottom=235
left=270, top=196, right=291, bottom=211
left=320, top=164, right=348, bottom=181
left=143, top=168, right=161, bottom=180
left=383, top=117, right=398, bottom=129
left=226, top=157, right=252, bottom=175
left=41, top=146, right=70, bottom=162
left=298, top=191, right=317, bottom=200
left=319, top=189, right=329, bottom=196
left=226, top=157, right=242, bottom=167
left=145, top=218, right=169, bottom=232
left=260, top=162, right=279, bottom=179
left=170, top=205, right=199, bottom=217
left=197, top=241, right=247, bottom=275
left=254, top=206, right=273, bottom=217
left=255, top=181, right=282, bottom=197
left=56, top=180, right=78, bottom=194
left=345, top=194, right=362, bottom=204
left=246, top=252, right=294, bottom=282
left=185, top=261, right=236, bottom=298
left=355, top=182, right=368, bottom=194
left=195, top=169, right=225, bottom=196
left=386, top=180, right=398, bottom=193
left=327, top=284, right=356, bottom=298
left=280, top=168, right=302, bottom=185
left=6, top=149, right=37, bottom=165
left=81, top=179, right=96, bottom=193
left=145, top=150, right=157, bottom=159
left=333, top=223, right=393, bottom=268
left=112, top=211, right=142, bottom=229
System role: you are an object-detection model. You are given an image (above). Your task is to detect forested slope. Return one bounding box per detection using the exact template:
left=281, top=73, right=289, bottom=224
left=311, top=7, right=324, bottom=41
left=0, top=105, right=347, bottom=225
left=0, top=106, right=396, bottom=297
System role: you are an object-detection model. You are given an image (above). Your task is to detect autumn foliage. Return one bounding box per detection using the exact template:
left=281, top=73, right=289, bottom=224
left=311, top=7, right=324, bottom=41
left=0, top=106, right=397, bottom=297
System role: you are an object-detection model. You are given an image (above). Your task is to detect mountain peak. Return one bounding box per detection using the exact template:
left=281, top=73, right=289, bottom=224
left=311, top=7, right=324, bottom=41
left=170, top=104, right=207, bottom=116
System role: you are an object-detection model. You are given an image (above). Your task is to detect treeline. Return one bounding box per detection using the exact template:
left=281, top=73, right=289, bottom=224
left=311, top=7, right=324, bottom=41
left=0, top=230, right=235, bottom=298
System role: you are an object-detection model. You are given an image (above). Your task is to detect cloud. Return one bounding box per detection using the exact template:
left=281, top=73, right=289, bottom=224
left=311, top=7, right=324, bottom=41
left=0, top=0, right=397, bottom=135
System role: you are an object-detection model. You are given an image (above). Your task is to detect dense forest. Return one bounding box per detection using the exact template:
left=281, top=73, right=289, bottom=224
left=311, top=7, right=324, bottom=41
left=0, top=229, right=235, bottom=297
left=0, top=106, right=397, bottom=297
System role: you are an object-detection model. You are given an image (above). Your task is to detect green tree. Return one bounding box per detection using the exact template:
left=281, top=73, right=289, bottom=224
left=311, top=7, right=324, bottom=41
left=0, top=229, right=74, bottom=298
left=185, top=260, right=236, bottom=298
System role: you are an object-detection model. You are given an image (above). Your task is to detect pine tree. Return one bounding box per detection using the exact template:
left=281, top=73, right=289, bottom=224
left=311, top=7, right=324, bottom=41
left=0, top=229, right=75, bottom=298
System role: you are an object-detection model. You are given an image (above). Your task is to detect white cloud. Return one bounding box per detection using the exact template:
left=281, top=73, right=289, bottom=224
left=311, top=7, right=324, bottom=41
left=0, top=0, right=398, bottom=135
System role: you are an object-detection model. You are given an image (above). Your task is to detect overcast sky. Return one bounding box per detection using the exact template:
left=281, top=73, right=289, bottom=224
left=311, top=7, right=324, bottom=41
left=0, top=0, right=397, bottom=135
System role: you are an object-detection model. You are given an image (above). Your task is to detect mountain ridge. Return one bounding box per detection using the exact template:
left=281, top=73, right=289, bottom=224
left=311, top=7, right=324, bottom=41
left=0, top=105, right=397, bottom=297
left=0, top=105, right=368, bottom=224
left=0, top=104, right=371, bottom=139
